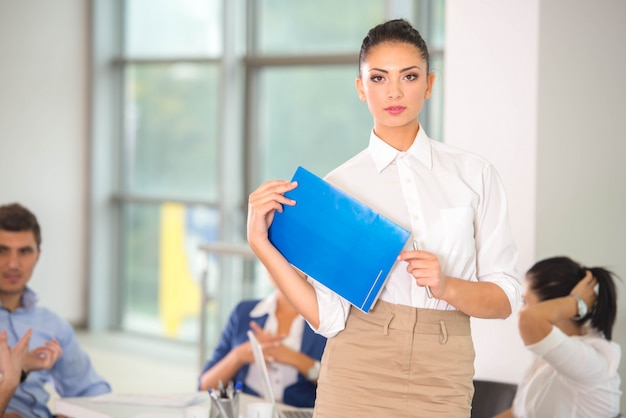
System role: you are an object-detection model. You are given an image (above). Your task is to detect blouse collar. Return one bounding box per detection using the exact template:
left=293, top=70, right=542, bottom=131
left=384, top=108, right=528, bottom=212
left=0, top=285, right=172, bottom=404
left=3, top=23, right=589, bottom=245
left=368, top=125, right=433, bottom=172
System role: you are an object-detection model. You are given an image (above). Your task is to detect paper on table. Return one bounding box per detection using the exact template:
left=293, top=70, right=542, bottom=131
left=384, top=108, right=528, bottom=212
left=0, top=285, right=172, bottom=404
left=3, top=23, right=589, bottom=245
left=91, top=393, right=206, bottom=408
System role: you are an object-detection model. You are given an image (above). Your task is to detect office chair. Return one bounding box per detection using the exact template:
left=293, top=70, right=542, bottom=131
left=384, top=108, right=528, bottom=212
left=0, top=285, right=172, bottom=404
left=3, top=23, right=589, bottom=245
left=470, top=379, right=518, bottom=418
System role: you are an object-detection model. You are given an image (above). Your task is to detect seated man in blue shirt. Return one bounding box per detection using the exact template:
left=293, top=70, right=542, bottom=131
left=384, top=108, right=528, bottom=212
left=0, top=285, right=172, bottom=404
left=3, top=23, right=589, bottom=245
left=0, top=203, right=111, bottom=417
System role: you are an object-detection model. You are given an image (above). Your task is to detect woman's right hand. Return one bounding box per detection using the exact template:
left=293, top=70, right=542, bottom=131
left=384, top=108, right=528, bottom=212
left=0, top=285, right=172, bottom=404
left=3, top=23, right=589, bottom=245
left=247, top=180, right=298, bottom=248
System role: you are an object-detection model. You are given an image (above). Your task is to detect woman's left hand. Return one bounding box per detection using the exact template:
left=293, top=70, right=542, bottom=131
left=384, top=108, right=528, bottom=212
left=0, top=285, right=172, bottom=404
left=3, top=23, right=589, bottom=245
left=570, top=270, right=597, bottom=314
left=398, top=248, right=446, bottom=298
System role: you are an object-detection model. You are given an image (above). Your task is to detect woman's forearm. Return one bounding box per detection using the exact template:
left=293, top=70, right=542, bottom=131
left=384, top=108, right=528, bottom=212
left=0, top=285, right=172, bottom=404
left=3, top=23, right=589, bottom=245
left=199, top=351, right=244, bottom=391
left=250, top=239, right=320, bottom=328
left=518, top=297, right=577, bottom=345
left=443, top=279, right=512, bottom=319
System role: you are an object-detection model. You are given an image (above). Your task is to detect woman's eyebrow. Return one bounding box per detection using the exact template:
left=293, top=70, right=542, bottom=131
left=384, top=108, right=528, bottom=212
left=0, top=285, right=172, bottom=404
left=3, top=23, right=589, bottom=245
left=368, top=65, right=422, bottom=73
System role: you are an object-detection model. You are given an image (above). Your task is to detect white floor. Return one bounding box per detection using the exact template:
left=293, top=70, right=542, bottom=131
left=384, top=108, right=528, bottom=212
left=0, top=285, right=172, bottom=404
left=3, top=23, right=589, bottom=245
left=74, top=331, right=201, bottom=395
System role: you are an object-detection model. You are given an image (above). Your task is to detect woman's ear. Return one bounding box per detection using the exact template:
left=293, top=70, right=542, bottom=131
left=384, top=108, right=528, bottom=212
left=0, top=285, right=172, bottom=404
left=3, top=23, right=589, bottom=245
left=424, top=72, right=436, bottom=99
left=355, top=77, right=367, bottom=102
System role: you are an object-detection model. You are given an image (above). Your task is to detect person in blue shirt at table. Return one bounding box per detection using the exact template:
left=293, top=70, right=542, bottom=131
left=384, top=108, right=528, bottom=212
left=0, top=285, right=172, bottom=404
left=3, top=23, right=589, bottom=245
left=0, top=202, right=111, bottom=417
left=198, top=276, right=326, bottom=408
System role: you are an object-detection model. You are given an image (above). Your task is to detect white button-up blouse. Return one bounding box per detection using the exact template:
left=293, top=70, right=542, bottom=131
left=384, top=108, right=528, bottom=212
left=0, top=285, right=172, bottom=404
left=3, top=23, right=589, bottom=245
left=309, top=127, right=522, bottom=338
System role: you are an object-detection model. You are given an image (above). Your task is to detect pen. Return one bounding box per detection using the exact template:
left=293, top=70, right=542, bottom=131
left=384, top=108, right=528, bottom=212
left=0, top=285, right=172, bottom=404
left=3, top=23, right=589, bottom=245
left=226, top=380, right=234, bottom=399
left=413, top=240, right=434, bottom=298
left=209, top=388, right=229, bottom=417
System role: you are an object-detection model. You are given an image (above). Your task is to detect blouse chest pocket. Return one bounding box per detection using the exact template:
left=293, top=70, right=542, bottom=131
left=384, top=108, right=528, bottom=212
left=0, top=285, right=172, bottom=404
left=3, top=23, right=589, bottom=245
left=439, top=207, right=476, bottom=259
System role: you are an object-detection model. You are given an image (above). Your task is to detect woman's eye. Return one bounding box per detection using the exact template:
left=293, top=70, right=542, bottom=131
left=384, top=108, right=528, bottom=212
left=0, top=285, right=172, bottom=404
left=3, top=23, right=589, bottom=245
left=404, top=73, right=418, bottom=81
left=370, top=75, right=384, bottom=82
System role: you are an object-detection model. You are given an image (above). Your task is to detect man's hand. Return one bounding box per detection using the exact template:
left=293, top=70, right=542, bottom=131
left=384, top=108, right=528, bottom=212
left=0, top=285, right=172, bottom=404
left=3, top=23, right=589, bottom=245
left=23, top=339, right=62, bottom=373
left=0, top=328, right=32, bottom=414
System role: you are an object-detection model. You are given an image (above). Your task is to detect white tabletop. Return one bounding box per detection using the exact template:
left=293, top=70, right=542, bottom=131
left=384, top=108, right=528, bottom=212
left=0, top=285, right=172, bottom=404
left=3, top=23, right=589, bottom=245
left=54, top=392, right=262, bottom=418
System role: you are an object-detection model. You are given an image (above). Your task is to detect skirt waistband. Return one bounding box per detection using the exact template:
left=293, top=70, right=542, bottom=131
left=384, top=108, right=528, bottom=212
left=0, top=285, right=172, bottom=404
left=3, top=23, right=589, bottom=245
left=350, top=299, right=471, bottom=337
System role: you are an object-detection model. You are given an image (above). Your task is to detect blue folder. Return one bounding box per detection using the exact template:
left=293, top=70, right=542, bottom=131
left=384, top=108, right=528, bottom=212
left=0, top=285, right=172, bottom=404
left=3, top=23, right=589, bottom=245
left=268, top=166, right=411, bottom=312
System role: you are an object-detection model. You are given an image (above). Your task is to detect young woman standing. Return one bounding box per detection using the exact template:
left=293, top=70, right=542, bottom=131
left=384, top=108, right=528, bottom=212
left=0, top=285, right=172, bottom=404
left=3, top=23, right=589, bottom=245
left=247, top=19, right=521, bottom=417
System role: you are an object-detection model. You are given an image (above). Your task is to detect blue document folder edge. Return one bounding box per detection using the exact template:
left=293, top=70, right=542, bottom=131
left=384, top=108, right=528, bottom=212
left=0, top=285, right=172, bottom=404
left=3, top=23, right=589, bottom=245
left=268, top=166, right=411, bottom=312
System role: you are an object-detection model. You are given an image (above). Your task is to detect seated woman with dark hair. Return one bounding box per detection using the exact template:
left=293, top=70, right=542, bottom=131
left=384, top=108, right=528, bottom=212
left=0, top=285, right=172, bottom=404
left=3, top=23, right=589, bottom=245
left=198, top=282, right=326, bottom=408
left=496, top=256, right=621, bottom=418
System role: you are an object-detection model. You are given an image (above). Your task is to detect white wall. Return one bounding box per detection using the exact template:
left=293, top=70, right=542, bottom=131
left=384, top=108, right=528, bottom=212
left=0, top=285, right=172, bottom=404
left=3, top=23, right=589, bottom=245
left=444, top=0, right=540, bottom=382
left=446, top=0, right=626, bottom=411
left=0, top=0, right=88, bottom=324
left=535, top=0, right=626, bottom=413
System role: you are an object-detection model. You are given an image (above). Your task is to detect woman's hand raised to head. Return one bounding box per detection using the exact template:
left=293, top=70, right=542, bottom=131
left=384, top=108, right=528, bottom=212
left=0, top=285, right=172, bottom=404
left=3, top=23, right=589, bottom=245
left=247, top=180, right=298, bottom=248
left=570, top=270, right=597, bottom=314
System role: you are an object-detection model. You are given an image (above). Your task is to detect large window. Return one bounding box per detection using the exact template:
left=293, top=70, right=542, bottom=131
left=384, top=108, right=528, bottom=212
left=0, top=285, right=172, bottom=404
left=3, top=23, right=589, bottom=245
left=91, top=0, right=445, bottom=359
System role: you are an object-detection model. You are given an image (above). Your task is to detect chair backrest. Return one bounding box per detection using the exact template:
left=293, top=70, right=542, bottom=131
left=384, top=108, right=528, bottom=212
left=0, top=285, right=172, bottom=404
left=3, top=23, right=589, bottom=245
left=471, top=379, right=518, bottom=418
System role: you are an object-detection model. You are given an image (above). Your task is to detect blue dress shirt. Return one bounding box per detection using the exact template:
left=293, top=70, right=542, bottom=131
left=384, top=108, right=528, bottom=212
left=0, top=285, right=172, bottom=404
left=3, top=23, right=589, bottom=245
left=1, top=287, right=111, bottom=417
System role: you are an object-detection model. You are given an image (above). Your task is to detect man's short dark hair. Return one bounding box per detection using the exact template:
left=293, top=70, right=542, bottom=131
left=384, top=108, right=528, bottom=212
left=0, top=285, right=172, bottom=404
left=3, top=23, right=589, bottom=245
left=0, top=203, right=41, bottom=248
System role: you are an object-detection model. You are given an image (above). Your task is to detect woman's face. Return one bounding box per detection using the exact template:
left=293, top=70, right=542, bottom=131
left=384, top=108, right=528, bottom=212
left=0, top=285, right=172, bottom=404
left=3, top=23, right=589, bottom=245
left=356, top=41, right=434, bottom=138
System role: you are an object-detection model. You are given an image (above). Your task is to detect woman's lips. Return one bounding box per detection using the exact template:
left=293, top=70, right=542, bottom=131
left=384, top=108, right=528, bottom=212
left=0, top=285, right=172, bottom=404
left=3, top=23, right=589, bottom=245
left=385, top=106, right=406, bottom=115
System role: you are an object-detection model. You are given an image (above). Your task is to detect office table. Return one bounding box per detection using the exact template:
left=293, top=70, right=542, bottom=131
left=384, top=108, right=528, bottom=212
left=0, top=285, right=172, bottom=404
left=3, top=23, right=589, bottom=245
left=54, top=392, right=260, bottom=418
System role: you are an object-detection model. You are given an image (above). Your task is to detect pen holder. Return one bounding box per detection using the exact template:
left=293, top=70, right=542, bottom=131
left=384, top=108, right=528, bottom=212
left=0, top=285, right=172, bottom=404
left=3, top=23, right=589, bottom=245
left=209, top=393, right=239, bottom=418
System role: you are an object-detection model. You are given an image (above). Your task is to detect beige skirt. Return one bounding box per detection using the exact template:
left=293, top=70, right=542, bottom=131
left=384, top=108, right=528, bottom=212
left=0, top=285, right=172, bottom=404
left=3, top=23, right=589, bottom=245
left=314, top=300, right=475, bottom=418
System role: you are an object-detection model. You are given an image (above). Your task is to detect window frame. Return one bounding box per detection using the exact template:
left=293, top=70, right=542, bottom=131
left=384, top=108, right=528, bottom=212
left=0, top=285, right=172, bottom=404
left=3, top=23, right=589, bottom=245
left=89, top=0, right=445, bottom=353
